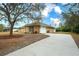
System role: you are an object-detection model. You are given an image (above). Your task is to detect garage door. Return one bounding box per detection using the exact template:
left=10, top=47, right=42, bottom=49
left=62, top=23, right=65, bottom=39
left=40, top=26, right=46, bottom=33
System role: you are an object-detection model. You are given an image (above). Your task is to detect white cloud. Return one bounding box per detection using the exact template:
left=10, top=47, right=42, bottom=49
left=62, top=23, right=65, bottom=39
left=42, top=4, right=56, bottom=17
left=53, top=18, right=61, bottom=25
left=50, top=18, right=61, bottom=27
left=42, top=4, right=62, bottom=17
left=54, top=6, right=62, bottom=14
left=50, top=18, right=54, bottom=21
left=62, top=3, right=68, bottom=5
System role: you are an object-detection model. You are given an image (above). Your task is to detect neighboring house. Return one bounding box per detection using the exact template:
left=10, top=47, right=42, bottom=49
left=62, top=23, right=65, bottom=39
left=18, top=21, right=55, bottom=34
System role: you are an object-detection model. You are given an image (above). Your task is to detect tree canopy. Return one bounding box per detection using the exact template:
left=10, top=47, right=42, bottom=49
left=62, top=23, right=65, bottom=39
left=62, top=3, right=79, bottom=33
left=0, top=3, right=46, bottom=35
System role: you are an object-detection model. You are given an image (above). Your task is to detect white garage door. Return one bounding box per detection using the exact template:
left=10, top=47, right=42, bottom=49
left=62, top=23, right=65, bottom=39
left=40, top=26, right=46, bottom=33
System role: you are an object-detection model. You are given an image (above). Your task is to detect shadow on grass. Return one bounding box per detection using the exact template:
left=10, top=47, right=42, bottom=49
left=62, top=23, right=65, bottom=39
left=0, top=34, right=49, bottom=56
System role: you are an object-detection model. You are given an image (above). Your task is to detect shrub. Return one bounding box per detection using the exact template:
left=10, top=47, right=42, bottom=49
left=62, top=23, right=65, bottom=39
left=73, top=24, right=79, bottom=34
left=0, top=24, right=4, bottom=32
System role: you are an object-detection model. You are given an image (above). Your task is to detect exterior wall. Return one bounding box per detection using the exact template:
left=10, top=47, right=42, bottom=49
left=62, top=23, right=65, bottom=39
left=18, top=27, right=29, bottom=33
left=46, top=27, right=54, bottom=33
left=25, top=27, right=29, bottom=33
left=18, top=26, right=40, bottom=34
left=18, top=26, right=54, bottom=34
left=34, top=26, right=40, bottom=33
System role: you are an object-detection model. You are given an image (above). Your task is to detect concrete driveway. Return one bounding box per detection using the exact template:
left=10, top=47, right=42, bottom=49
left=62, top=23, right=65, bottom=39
left=7, top=34, right=79, bottom=56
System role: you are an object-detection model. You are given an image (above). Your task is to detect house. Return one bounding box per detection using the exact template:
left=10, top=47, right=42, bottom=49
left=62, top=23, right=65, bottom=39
left=18, top=21, right=55, bottom=34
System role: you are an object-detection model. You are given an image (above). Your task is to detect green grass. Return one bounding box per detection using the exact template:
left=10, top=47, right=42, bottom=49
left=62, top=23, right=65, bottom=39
left=70, top=33, right=79, bottom=48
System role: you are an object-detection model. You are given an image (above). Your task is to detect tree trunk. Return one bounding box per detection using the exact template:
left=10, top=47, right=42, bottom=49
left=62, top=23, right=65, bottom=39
left=10, top=24, right=14, bottom=36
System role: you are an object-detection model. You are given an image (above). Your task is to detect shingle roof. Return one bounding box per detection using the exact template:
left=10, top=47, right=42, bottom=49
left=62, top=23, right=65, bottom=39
left=23, top=22, right=54, bottom=28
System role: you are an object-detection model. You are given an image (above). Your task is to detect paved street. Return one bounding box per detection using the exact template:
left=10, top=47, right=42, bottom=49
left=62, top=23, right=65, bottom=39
left=7, top=34, right=79, bottom=56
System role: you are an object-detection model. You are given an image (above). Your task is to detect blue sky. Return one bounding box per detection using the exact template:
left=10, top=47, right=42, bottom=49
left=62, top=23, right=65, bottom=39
left=0, top=3, right=67, bottom=28
left=42, top=3, right=66, bottom=28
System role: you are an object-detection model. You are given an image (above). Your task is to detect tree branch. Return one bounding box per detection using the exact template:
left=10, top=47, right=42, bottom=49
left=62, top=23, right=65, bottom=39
left=13, top=3, right=32, bottom=23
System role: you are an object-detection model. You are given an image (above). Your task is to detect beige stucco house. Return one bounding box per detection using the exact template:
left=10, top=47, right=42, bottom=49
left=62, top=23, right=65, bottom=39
left=18, top=21, right=55, bottom=34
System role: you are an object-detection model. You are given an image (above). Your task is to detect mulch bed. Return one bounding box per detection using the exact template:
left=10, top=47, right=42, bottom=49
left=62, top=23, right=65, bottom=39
left=0, top=34, right=49, bottom=56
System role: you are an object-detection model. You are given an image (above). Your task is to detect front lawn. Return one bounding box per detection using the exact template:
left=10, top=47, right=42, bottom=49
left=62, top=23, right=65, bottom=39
left=70, top=33, right=79, bottom=48
left=0, top=33, right=49, bottom=56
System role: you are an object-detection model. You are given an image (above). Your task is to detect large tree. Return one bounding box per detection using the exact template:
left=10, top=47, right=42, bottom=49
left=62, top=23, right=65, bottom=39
left=62, top=3, right=79, bottom=32
left=0, top=3, right=45, bottom=36
left=24, top=3, right=45, bottom=23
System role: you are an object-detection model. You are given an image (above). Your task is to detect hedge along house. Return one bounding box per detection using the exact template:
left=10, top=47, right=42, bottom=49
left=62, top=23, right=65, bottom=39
left=18, top=21, right=55, bottom=34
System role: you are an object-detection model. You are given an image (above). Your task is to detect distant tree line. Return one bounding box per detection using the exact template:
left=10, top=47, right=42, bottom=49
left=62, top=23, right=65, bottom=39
left=0, top=24, right=4, bottom=32
left=56, top=3, right=79, bottom=34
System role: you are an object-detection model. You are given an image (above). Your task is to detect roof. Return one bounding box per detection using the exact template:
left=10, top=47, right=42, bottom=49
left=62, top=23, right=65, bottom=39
left=23, top=22, right=54, bottom=28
